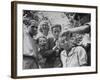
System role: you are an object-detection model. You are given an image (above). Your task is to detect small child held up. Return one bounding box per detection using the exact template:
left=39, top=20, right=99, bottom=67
left=36, top=36, right=48, bottom=68
left=37, top=36, right=56, bottom=68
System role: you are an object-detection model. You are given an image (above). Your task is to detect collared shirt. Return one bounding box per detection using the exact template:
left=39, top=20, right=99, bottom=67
left=60, top=46, right=87, bottom=67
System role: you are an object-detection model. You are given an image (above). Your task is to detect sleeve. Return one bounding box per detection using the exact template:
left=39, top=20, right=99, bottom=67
left=84, top=22, right=91, bottom=33
left=77, top=46, right=87, bottom=66
left=23, top=34, right=34, bottom=56
left=60, top=51, right=67, bottom=67
left=48, top=38, right=55, bottom=49
left=42, top=50, right=56, bottom=57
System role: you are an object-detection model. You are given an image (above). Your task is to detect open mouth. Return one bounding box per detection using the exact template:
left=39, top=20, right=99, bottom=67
left=40, top=44, right=46, bottom=47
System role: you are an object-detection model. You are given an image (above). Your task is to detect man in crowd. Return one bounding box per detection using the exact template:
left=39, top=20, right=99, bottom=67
left=23, top=20, right=39, bottom=69
left=47, top=24, right=63, bottom=68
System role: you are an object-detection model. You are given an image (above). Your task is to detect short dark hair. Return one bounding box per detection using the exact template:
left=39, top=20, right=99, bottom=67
left=51, top=24, right=62, bottom=32
left=29, top=20, right=38, bottom=28
left=60, top=31, right=73, bottom=40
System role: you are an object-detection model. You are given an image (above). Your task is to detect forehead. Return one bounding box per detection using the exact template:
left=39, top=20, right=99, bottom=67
left=59, top=36, right=66, bottom=40
left=30, top=21, right=38, bottom=27
left=59, top=35, right=71, bottom=41
left=42, top=23, right=48, bottom=26
left=40, top=23, right=49, bottom=29
left=52, top=27, right=61, bottom=31
left=39, top=37, right=47, bottom=41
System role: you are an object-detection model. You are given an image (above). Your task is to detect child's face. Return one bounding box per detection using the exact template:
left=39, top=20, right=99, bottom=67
left=38, top=37, right=47, bottom=47
left=52, top=27, right=61, bottom=39
left=59, top=36, right=74, bottom=50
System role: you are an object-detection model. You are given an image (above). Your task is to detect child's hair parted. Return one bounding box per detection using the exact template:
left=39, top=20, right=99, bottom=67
left=51, top=24, right=62, bottom=32
left=60, top=31, right=73, bottom=40
left=36, top=36, right=47, bottom=44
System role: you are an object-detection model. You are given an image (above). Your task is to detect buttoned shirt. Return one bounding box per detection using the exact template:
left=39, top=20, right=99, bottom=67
left=60, top=46, right=87, bottom=67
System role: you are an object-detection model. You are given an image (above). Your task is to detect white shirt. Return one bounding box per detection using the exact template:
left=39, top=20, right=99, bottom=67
left=60, top=46, right=87, bottom=67
left=24, top=32, right=38, bottom=57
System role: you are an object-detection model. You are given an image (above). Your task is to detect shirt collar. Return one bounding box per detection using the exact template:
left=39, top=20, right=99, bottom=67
left=67, top=47, right=76, bottom=57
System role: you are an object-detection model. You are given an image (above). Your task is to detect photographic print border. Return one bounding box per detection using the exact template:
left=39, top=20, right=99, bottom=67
left=11, top=1, right=98, bottom=79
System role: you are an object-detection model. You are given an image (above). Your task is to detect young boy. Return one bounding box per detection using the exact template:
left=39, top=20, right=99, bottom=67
left=37, top=36, right=56, bottom=68
left=59, top=31, right=87, bottom=67
left=37, top=36, right=48, bottom=68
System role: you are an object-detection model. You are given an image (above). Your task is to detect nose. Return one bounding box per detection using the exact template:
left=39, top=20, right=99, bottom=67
left=34, top=27, right=38, bottom=31
left=65, top=41, right=68, bottom=44
left=55, top=32, right=58, bottom=35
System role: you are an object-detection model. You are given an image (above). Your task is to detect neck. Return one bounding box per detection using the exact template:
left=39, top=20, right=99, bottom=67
left=43, top=33, right=47, bottom=37
left=29, top=32, right=33, bottom=38
left=65, top=45, right=75, bottom=54
left=65, top=48, right=71, bottom=54
left=54, top=37, right=58, bottom=41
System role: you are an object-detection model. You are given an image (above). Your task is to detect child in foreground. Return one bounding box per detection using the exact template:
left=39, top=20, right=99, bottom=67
left=59, top=31, right=87, bottom=67
left=37, top=36, right=57, bottom=68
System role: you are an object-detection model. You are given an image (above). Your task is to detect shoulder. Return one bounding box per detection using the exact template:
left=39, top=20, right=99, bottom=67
left=74, top=46, right=85, bottom=51
left=60, top=50, right=67, bottom=57
left=74, top=46, right=86, bottom=56
left=48, top=37, right=54, bottom=39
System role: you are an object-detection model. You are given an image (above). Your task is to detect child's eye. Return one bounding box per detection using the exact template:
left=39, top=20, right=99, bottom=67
left=61, top=40, right=65, bottom=44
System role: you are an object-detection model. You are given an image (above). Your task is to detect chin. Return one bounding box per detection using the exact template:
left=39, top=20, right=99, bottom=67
left=33, top=32, right=37, bottom=35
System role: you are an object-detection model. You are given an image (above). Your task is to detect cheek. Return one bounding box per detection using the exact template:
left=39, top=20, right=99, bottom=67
left=45, top=30, right=48, bottom=33
left=39, top=42, right=42, bottom=45
left=54, top=33, right=59, bottom=37
left=64, top=42, right=71, bottom=48
left=67, top=42, right=73, bottom=48
left=43, top=30, right=48, bottom=33
left=33, top=28, right=37, bottom=32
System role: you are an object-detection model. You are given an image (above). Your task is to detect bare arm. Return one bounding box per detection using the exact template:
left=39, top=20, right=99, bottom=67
left=67, top=24, right=90, bottom=34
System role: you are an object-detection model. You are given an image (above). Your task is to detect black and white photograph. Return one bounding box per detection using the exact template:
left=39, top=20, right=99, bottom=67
left=23, top=10, right=91, bottom=69
left=11, top=1, right=97, bottom=78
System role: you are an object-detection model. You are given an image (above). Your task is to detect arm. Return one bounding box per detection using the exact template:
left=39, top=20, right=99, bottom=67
left=77, top=46, right=87, bottom=66
left=67, top=23, right=90, bottom=34
left=41, top=49, right=56, bottom=57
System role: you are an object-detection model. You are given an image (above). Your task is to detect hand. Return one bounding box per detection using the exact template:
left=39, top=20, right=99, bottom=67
left=53, top=45, right=58, bottom=50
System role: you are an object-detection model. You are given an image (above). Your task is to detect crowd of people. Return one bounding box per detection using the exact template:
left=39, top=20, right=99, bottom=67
left=23, top=10, right=91, bottom=69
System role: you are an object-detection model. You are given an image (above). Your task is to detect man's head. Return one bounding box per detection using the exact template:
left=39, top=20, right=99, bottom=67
left=39, top=21, right=50, bottom=36
left=51, top=24, right=62, bottom=40
left=28, top=20, right=38, bottom=36
left=59, top=31, right=74, bottom=51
